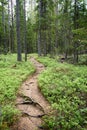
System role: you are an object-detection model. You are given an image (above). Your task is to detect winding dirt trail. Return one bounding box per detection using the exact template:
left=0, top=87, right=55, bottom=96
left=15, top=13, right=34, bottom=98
left=12, top=57, right=50, bottom=130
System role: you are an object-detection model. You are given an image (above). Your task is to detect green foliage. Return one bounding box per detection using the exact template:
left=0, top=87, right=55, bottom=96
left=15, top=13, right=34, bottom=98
left=38, top=57, right=87, bottom=130
left=27, top=19, right=37, bottom=53
left=0, top=54, right=35, bottom=129
left=37, top=56, right=59, bottom=67
left=0, top=106, right=18, bottom=129
left=1, top=105, right=20, bottom=124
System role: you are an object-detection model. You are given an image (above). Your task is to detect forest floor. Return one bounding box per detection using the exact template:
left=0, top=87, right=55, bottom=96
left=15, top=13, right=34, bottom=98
left=11, top=57, right=50, bottom=130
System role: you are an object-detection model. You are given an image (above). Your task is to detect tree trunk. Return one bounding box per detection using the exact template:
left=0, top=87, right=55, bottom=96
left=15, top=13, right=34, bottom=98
left=73, top=0, right=79, bottom=63
left=24, top=0, right=27, bottom=61
left=16, top=0, right=22, bottom=61
left=11, top=0, right=14, bottom=53
left=38, top=0, right=42, bottom=56
left=2, top=1, right=7, bottom=54
left=43, top=28, right=47, bottom=56
left=8, top=0, right=11, bottom=53
left=63, top=0, right=68, bottom=60
left=55, top=0, right=59, bottom=50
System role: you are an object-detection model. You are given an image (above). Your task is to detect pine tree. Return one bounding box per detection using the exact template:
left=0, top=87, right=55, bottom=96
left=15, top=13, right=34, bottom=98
left=24, top=0, right=27, bottom=61
left=16, top=0, right=22, bottom=61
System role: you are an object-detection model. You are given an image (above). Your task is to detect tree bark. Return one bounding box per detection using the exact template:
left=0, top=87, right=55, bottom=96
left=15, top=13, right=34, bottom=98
left=11, top=0, right=14, bottom=53
left=73, top=0, right=79, bottom=63
left=8, top=0, right=11, bottom=53
left=38, top=0, right=42, bottom=56
left=2, top=1, right=7, bottom=54
left=16, top=0, right=22, bottom=61
left=24, top=0, right=27, bottom=61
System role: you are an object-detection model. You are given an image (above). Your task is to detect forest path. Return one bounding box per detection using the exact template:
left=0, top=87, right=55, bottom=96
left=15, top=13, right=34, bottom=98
left=12, top=57, right=50, bottom=130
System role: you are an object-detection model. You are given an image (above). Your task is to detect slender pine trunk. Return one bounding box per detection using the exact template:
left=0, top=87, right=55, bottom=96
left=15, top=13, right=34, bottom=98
left=16, top=0, right=22, bottom=61
left=38, top=0, right=42, bottom=56
left=8, top=0, right=11, bottom=53
left=24, top=0, right=27, bottom=61
left=2, top=1, right=7, bottom=54
left=11, top=0, right=14, bottom=53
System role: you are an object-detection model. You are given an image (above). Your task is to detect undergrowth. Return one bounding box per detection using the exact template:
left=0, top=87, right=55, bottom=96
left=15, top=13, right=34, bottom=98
left=0, top=54, right=35, bottom=129
left=37, top=57, right=87, bottom=130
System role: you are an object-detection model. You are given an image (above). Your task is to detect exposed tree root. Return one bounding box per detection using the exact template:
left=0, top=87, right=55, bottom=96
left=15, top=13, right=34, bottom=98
left=22, top=111, right=45, bottom=118
left=16, top=100, right=33, bottom=105
left=23, top=113, right=45, bottom=130
left=16, top=95, right=45, bottom=113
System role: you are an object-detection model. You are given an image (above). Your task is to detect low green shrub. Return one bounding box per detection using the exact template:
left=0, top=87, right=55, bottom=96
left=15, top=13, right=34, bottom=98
left=0, top=54, right=35, bottom=129
left=38, top=57, right=87, bottom=130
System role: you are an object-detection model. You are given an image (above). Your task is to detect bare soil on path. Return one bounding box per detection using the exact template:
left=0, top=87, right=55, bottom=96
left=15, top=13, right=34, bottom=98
left=11, top=57, right=50, bottom=130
